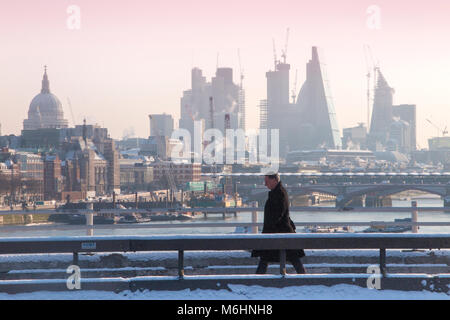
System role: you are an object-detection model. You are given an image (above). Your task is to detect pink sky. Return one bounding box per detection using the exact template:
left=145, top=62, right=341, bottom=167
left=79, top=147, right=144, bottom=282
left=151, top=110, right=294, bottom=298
left=1, top=0, right=449, bottom=148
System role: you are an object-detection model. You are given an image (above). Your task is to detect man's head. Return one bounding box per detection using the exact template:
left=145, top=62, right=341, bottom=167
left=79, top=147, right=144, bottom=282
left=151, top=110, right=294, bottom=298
left=264, top=173, right=280, bottom=190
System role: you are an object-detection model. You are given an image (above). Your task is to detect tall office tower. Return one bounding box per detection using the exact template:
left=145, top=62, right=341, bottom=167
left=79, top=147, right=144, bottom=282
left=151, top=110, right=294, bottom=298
left=190, top=67, right=209, bottom=121
left=211, top=68, right=241, bottom=131
left=295, top=47, right=341, bottom=150
left=149, top=114, right=174, bottom=138
left=369, top=69, right=394, bottom=145
left=23, top=67, right=69, bottom=130
left=179, top=67, right=244, bottom=141
left=393, top=104, right=416, bottom=151
left=265, top=62, right=290, bottom=131
left=388, top=118, right=411, bottom=153
left=179, top=68, right=209, bottom=150
left=263, top=58, right=294, bottom=156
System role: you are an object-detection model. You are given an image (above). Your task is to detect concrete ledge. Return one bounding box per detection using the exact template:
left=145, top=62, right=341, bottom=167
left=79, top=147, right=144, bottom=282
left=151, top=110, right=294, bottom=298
left=2, top=264, right=450, bottom=280
left=1, top=250, right=448, bottom=271
left=0, top=278, right=130, bottom=294
left=0, top=274, right=448, bottom=295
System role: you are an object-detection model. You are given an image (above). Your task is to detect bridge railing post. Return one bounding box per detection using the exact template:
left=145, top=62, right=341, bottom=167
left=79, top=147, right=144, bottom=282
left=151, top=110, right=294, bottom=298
left=86, top=203, right=94, bottom=236
left=379, top=248, right=387, bottom=277
left=280, top=249, right=286, bottom=276
left=178, top=250, right=184, bottom=279
left=73, top=252, right=79, bottom=265
left=251, top=201, right=258, bottom=234
left=411, top=200, right=418, bottom=234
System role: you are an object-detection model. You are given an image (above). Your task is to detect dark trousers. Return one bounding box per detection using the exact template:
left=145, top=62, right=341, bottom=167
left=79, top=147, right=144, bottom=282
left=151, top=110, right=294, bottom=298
left=256, top=257, right=306, bottom=274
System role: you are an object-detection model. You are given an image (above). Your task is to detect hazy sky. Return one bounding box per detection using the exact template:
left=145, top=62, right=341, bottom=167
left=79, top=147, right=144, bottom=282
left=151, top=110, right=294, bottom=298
left=1, top=0, right=449, bottom=148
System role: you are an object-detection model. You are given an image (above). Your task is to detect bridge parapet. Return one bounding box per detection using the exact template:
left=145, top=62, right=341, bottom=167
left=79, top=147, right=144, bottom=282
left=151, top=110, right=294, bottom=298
left=0, top=234, right=449, bottom=294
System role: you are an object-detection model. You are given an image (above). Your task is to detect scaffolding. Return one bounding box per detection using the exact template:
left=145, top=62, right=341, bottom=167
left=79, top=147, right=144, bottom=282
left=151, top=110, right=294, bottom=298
left=259, top=99, right=268, bottom=129
left=238, top=88, right=246, bottom=131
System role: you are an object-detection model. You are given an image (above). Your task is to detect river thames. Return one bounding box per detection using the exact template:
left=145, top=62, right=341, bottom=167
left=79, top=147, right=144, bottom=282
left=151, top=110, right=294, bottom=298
left=0, top=196, right=449, bottom=238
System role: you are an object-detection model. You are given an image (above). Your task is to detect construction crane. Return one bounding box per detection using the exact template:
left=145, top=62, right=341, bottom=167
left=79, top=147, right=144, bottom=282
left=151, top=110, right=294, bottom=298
left=291, top=69, right=298, bottom=104
left=272, top=38, right=278, bottom=70
left=237, top=49, right=244, bottom=89
left=363, top=45, right=380, bottom=130
left=426, top=119, right=448, bottom=137
left=66, top=97, right=77, bottom=127
left=223, top=114, right=233, bottom=196
left=281, top=27, right=290, bottom=64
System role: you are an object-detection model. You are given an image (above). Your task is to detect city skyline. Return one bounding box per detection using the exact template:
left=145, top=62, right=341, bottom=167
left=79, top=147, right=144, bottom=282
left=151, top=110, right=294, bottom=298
left=1, top=0, right=450, bottom=149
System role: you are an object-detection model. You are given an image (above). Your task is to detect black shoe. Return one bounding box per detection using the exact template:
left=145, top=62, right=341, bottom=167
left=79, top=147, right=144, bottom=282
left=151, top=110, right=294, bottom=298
left=256, top=261, right=268, bottom=274
left=292, top=260, right=307, bottom=274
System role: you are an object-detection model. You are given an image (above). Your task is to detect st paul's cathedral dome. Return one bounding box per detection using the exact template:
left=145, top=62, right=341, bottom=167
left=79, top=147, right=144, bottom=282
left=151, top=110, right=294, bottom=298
left=23, top=67, right=69, bottom=130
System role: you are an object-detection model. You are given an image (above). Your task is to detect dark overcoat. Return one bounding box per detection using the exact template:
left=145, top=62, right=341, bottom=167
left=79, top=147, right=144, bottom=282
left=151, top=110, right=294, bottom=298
left=251, top=181, right=305, bottom=262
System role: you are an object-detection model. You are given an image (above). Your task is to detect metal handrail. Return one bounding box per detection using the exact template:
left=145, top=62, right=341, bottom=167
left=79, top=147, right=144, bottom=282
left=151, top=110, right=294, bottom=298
left=0, top=234, right=449, bottom=278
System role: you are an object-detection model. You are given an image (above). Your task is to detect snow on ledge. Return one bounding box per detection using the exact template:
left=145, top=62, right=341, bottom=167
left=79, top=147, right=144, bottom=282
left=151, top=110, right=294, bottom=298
left=1, top=284, right=448, bottom=300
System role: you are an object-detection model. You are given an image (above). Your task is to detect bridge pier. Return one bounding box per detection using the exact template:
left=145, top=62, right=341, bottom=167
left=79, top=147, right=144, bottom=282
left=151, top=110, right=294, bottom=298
left=24, top=214, right=33, bottom=224
left=348, top=196, right=365, bottom=207
left=310, top=195, right=319, bottom=205
left=351, top=195, right=366, bottom=207
left=335, top=195, right=365, bottom=208
left=444, top=196, right=450, bottom=207
left=365, top=195, right=392, bottom=208
left=335, top=195, right=346, bottom=208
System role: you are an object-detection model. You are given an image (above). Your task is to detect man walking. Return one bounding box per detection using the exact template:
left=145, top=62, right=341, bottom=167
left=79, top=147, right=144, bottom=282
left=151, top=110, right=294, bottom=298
left=251, top=173, right=306, bottom=274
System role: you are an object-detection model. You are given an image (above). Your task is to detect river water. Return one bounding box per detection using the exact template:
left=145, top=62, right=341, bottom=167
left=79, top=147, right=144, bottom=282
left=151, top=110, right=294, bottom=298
left=0, top=196, right=449, bottom=238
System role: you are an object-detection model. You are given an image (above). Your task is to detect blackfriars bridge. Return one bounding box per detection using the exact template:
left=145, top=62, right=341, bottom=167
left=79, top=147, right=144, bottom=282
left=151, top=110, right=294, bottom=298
left=285, top=184, right=450, bottom=208
left=219, top=172, right=450, bottom=208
